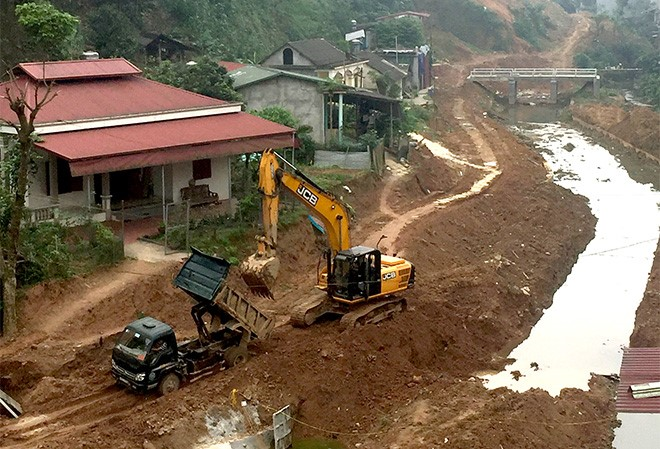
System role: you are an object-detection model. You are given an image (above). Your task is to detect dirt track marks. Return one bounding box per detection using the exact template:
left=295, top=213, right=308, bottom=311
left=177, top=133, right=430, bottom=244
left=363, top=100, right=501, bottom=255
left=39, top=262, right=168, bottom=337
left=1, top=386, right=141, bottom=448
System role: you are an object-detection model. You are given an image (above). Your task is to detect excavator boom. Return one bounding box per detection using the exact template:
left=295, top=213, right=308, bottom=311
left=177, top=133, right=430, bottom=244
left=240, top=149, right=351, bottom=297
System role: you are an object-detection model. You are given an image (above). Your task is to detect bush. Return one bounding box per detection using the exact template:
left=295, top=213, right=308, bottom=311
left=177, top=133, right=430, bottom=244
left=19, top=222, right=73, bottom=286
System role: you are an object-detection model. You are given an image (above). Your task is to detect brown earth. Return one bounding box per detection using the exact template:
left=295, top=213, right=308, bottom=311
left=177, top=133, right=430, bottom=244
left=571, top=104, right=660, bottom=159
left=0, top=9, right=657, bottom=449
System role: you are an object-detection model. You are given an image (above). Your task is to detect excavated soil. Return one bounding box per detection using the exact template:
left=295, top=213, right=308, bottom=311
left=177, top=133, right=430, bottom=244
left=0, top=10, right=657, bottom=449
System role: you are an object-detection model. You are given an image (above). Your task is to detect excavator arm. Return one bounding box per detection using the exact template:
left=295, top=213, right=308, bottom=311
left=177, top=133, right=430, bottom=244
left=241, top=149, right=352, bottom=297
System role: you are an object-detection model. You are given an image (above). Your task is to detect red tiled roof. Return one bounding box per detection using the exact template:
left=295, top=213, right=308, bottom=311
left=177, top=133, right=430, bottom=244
left=36, top=113, right=295, bottom=176
left=0, top=76, right=226, bottom=124
left=16, top=58, right=142, bottom=81
left=219, top=61, right=246, bottom=72
left=616, top=347, right=660, bottom=413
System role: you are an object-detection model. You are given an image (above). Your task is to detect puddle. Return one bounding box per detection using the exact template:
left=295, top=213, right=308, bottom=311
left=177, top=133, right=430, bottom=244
left=481, top=123, right=660, bottom=396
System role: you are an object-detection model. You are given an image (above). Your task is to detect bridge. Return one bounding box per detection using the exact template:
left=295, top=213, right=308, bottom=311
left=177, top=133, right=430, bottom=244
left=467, top=68, right=600, bottom=104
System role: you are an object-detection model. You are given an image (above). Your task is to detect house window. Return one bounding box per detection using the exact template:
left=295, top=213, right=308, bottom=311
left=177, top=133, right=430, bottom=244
left=193, top=159, right=212, bottom=180
left=283, top=48, right=293, bottom=65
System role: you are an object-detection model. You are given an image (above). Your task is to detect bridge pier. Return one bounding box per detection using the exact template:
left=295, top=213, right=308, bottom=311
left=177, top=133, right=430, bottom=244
left=550, top=79, right=558, bottom=103
left=593, top=75, right=600, bottom=97
left=508, top=79, right=517, bottom=105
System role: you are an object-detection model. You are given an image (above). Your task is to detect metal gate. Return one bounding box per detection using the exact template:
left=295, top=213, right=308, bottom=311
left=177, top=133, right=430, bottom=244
left=273, top=405, right=292, bottom=449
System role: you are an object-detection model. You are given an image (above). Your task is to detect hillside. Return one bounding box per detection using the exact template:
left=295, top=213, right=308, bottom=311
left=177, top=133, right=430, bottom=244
left=1, top=0, right=581, bottom=71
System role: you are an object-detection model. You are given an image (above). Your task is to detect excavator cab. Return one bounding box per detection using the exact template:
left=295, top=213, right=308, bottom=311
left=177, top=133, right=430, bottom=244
left=330, top=246, right=382, bottom=302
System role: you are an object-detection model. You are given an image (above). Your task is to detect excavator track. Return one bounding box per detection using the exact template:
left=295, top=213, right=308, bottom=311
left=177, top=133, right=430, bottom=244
left=339, top=297, right=407, bottom=328
left=291, top=292, right=407, bottom=328
left=290, top=291, right=335, bottom=327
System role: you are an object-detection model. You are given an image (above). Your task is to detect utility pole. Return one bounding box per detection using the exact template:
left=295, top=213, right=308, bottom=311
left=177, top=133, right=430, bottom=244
left=395, top=36, right=399, bottom=65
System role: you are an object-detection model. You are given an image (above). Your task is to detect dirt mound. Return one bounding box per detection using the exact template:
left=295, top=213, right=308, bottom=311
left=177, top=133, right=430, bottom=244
left=572, top=103, right=660, bottom=157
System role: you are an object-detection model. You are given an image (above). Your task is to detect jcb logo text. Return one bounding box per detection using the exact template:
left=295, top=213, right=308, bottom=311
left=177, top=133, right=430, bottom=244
left=296, top=184, right=318, bottom=206
left=382, top=272, right=396, bottom=281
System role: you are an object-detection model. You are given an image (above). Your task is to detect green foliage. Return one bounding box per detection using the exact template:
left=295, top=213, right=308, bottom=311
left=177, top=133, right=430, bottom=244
left=512, top=4, right=553, bottom=49
left=374, top=72, right=401, bottom=98
left=86, top=222, right=124, bottom=266
left=250, top=106, right=315, bottom=164
left=398, top=103, right=431, bottom=134
left=144, top=56, right=241, bottom=101
left=574, top=52, right=592, bottom=68
left=15, top=0, right=79, bottom=60
left=373, top=17, right=424, bottom=48
left=86, top=4, right=140, bottom=58
left=638, top=72, right=660, bottom=110
left=19, top=222, right=72, bottom=285
left=15, top=220, right=123, bottom=287
left=251, top=106, right=300, bottom=129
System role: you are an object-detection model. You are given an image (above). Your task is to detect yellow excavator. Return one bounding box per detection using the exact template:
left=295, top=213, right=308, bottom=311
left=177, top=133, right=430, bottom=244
left=240, top=149, right=415, bottom=327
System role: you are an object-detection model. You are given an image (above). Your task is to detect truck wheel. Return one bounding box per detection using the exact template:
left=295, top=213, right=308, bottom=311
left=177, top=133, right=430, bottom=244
left=158, top=373, right=180, bottom=395
left=225, top=346, right=248, bottom=367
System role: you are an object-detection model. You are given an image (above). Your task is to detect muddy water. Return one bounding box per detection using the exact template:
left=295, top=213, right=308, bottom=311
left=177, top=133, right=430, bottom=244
left=481, top=124, right=660, bottom=398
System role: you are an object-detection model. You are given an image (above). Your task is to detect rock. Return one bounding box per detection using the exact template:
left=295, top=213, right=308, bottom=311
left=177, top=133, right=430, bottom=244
left=143, top=441, right=157, bottom=449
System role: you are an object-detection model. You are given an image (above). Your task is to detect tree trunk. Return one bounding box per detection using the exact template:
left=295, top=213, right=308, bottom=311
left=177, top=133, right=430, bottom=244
left=2, top=265, right=17, bottom=337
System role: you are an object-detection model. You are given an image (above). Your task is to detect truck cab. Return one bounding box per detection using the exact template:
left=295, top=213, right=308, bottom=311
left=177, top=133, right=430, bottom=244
left=111, top=317, right=178, bottom=392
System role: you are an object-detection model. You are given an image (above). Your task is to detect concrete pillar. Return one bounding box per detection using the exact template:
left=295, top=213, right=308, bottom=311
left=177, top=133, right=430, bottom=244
left=550, top=79, right=558, bottom=104
left=84, top=175, right=94, bottom=209
left=161, top=165, right=166, bottom=219
left=48, top=154, right=58, bottom=202
left=508, top=79, right=517, bottom=105
left=338, top=93, right=344, bottom=145
left=101, top=172, right=111, bottom=219
left=593, top=75, right=600, bottom=97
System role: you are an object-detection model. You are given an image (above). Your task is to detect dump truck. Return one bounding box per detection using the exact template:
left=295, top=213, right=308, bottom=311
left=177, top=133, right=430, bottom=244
left=111, top=248, right=274, bottom=395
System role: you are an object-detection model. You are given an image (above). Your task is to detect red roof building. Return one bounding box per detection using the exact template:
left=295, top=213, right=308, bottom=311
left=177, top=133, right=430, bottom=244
left=0, top=58, right=294, bottom=219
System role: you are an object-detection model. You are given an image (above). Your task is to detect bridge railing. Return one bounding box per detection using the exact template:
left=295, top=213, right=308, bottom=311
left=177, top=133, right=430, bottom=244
left=468, top=68, right=598, bottom=79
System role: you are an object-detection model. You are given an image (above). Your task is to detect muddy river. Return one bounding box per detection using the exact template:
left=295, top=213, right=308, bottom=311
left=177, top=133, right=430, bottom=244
left=480, top=123, right=660, bottom=448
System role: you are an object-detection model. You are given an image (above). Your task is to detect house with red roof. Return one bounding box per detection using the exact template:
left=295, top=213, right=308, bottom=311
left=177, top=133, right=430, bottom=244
left=0, top=58, right=294, bottom=220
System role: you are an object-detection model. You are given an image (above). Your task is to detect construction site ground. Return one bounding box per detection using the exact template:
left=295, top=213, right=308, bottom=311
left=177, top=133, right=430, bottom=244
left=2, top=11, right=660, bottom=449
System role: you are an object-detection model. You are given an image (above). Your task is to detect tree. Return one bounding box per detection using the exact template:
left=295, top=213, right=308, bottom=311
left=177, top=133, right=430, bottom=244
left=374, top=17, right=425, bottom=48
left=144, top=56, right=241, bottom=101
left=0, top=72, right=57, bottom=336
left=15, top=1, right=79, bottom=60
left=87, top=4, right=140, bottom=58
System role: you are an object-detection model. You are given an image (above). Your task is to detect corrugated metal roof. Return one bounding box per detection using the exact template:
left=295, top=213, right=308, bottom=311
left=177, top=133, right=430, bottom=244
left=355, top=51, right=407, bottom=81
left=16, top=58, right=142, bottom=81
left=36, top=112, right=295, bottom=176
left=230, top=65, right=333, bottom=89
left=0, top=76, right=225, bottom=124
left=616, top=347, right=660, bottom=413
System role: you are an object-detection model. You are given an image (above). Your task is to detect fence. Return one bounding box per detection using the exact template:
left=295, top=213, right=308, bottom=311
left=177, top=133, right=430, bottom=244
left=164, top=201, right=190, bottom=255
left=314, top=144, right=386, bottom=174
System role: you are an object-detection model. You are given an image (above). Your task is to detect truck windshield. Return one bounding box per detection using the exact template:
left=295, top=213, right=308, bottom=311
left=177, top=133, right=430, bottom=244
left=116, top=328, right=151, bottom=360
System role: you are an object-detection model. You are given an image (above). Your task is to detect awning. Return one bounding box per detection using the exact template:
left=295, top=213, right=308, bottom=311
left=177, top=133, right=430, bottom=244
left=36, top=112, right=295, bottom=176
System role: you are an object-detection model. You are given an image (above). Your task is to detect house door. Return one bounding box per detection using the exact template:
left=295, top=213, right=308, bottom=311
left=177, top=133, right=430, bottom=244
left=102, top=168, right=154, bottom=205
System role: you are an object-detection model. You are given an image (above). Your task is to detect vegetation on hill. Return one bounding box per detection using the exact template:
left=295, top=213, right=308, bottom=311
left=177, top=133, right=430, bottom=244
left=573, top=1, right=659, bottom=109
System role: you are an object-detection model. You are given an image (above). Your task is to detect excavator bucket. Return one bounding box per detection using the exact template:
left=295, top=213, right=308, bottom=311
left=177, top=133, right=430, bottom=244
left=239, top=254, right=280, bottom=299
